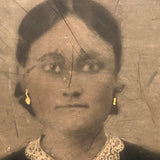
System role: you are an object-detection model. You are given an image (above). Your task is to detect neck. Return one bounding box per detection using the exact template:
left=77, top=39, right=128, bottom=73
left=41, top=125, right=107, bottom=160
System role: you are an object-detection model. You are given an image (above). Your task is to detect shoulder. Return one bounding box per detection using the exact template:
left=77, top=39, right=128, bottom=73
left=1, top=148, right=28, bottom=160
left=120, top=140, right=160, bottom=160
left=1, top=141, right=160, bottom=160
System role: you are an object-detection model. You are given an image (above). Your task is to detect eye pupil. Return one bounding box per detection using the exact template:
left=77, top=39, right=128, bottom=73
left=43, top=64, right=62, bottom=74
left=82, top=63, right=100, bottom=73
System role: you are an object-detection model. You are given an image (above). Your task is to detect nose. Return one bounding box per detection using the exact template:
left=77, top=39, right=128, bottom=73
left=62, top=72, right=83, bottom=99
left=62, top=85, right=83, bottom=99
left=63, top=90, right=82, bottom=98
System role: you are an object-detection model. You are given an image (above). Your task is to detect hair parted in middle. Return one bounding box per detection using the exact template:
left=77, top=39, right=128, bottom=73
left=16, top=0, right=122, bottom=74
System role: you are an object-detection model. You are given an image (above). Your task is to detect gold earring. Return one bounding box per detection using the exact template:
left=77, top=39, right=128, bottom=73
left=25, top=89, right=31, bottom=105
left=113, top=97, right=117, bottom=106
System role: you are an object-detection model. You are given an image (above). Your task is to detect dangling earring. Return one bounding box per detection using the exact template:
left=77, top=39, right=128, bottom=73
left=110, top=97, right=118, bottom=114
left=25, top=89, right=31, bottom=105
left=14, top=84, right=35, bottom=116
left=113, top=97, right=117, bottom=106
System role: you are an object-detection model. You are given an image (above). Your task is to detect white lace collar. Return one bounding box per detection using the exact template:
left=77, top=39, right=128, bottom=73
left=25, top=135, right=124, bottom=160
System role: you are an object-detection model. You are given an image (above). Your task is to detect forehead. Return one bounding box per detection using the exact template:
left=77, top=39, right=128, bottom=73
left=29, top=14, right=114, bottom=62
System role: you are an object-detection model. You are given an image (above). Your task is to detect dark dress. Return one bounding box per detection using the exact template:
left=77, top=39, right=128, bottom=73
left=1, top=141, right=160, bottom=160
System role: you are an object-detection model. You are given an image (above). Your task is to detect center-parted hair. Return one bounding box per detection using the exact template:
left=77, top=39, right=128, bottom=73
left=16, top=0, right=122, bottom=73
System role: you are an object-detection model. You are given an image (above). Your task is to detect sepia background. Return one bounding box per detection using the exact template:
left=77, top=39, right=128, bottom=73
left=0, top=0, right=160, bottom=158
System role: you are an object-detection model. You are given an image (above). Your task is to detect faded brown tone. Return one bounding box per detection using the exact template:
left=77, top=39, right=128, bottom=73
left=0, top=0, right=160, bottom=158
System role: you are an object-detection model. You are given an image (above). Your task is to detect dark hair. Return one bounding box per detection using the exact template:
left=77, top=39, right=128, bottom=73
left=16, top=0, right=122, bottom=73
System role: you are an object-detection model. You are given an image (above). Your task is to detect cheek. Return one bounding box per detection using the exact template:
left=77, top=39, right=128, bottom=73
left=92, top=83, right=113, bottom=112
left=25, top=71, right=64, bottom=115
left=85, top=74, right=114, bottom=114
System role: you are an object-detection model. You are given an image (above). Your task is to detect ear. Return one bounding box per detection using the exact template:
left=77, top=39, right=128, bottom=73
left=14, top=82, right=25, bottom=97
left=114, top=78, right=125, bottom=94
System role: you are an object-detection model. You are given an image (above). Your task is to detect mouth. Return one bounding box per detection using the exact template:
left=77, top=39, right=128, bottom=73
left=55, top=104, right=89, bottom=109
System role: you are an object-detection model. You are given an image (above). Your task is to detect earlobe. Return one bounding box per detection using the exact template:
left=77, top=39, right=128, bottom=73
left=15, top=78, right=28, bottom=96
left=114, top=80, right=125, bottom=94
left=14, top=82, right=25, bottom=97
left=14, top=82, right=36, bottom=116
left=109, top=81, right=125, bottom=115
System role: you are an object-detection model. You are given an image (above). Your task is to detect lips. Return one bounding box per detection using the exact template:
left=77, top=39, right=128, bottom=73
left=55, top=104, right=89, bottom=109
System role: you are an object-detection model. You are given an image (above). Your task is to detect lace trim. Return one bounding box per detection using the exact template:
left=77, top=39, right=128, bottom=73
left=25, top=137, right=53, bottom=160
left=93, top=135, right=124, bottom=160
left=25, top=135, right=124, bottom=160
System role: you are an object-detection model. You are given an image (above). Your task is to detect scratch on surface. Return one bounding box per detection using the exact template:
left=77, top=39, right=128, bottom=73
left=137, top=62, right=143, bottom=97
left=147, top=71, right=158, bottom=87
left=68, top=46, right=74, bottom=88
left=119, top=119, right=140, bottom=122
left=26, top=65, right=36, bottom=74
left=8, top=67, right=19, bottom=137
left=120, top=136, right=141, bottom=141
left=87, top=126, right=104, bottom=151
left=49, top=0, right=85, bottom=52
left=0, top=36, right=10, bottom=49
left=13, top=120, right=19, bottom=138
left=14, top=0, right=46, bottom=36
left=61, top=49, right=72, bottom=65
left=115, top=0, right=120, bottom=12
left=11, top=99, right=19, bottom=138
left=14, top=1, right=29, bottom=15
left=0, top=56, right=5, bottom=62
left=152, top=18, right=160, bottom=21
left=0, top=70, right=23, bottom=80
left=137, top=61, right=156, bottom=125
left=0, top=23, right=10, bottom=32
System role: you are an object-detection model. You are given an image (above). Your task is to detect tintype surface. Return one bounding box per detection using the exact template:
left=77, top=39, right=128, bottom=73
left=0, top=0, right=160, bottom=160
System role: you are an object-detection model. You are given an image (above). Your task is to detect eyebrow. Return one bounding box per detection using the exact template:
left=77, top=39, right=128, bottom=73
left=37, top=50, right=65, bottom=62
left=76, top=50, right=115, bottom=70
left=25, top=51, right=65, bottom=74
left=76, top=51, right=102, bottom=63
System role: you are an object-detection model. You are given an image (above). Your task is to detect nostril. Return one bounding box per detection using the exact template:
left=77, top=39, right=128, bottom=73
left=72, top=91, right=81, bottom=98
left=63, top=92, right=68, bottom=97
left=63, top=90, right=83, bottom=98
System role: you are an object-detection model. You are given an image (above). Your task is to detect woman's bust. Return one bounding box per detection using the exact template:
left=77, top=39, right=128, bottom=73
left=2, top=0, right=160, bottom=160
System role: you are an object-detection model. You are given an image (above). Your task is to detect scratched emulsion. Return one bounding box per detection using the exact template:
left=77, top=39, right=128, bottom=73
left=147, top=71, right=158, bottom=87
left=0, top=0, right=160, bottom=158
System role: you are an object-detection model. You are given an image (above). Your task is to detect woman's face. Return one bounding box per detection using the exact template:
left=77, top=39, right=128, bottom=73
left=24, top=15, right=116, bottom=133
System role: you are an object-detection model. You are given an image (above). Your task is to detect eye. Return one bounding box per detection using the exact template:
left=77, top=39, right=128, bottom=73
left=82, top=62, right=101, bottom=73
left=42, top=63, right=62, bottom=74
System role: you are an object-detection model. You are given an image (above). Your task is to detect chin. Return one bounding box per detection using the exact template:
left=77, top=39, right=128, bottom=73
left=56, top=116, right=103, bottom=135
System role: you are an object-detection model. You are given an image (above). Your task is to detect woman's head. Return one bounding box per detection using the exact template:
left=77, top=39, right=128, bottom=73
left=16, top=0, right=122, bottom=133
